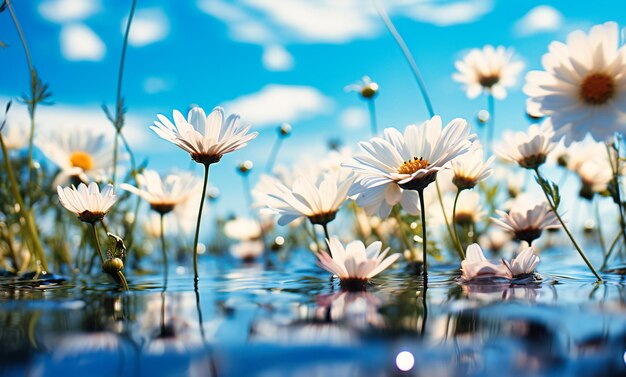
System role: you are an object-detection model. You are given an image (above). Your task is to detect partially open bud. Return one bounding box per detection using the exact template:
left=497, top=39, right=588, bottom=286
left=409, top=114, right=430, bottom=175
left=477, top=110, right=490, bottom=124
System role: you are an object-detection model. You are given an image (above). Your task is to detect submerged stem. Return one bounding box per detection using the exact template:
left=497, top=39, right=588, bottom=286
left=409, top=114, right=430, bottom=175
left=193, top=164, right=211, bottom=282
left=451, top=189, right=466, bottom=259
left=534, top=168, right=602, bottom=281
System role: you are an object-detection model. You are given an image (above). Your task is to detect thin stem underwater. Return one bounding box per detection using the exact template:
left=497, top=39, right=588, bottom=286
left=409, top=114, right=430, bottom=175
left=534, top=168, right=602, bottom=281
left=193, top=164, right=211, bottom=282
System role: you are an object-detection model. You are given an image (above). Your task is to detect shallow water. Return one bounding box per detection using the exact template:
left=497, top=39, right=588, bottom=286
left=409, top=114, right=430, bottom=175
left=1, top=248, right=626, bottom=377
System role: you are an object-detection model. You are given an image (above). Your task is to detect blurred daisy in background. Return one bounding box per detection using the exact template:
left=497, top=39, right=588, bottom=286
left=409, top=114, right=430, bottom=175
left=453, top=45, right=524, bottom=100
left=524, top=22, right=626, bottom=141
left=36, top=127, right=120, bottom=186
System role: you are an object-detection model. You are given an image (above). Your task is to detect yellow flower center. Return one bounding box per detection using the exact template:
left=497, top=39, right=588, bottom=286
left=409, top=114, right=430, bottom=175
left=478, top=74, right=500, bottom=88
left=69, top=151, right=94, bottom=171
left=398, top=157, right=429, bottom=175
left=580, top=73, right=615, bottom=105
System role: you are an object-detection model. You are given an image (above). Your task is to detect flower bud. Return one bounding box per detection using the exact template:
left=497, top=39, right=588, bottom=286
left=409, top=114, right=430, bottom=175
left=103, top=258, right=124, bottom=274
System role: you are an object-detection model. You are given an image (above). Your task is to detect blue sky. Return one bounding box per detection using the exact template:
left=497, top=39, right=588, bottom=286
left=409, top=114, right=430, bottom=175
left=2, top=0, right=626, bottom=216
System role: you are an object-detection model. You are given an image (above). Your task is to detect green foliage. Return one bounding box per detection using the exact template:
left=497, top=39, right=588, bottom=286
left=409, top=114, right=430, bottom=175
left=535, top=173, right=561, bottom=209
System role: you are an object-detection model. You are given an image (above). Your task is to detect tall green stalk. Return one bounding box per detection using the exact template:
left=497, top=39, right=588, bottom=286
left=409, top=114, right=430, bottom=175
left=111, top=0, right=137, bottom=184
left=193, top=164, right=211, bottom=282
left=451, top=189, right=466, bottom=259
left=534, top=168, right=602, bottom=281
left=5, top=0, right=50, bottom=206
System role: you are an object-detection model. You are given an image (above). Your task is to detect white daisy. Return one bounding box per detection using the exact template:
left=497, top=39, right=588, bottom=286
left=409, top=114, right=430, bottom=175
left=36, top=127, right=119, bottom=186
left=230, top=240, right=264, bottom=262
left=151, top=106, right=258, bottom=165
left=495, top=121, right=558, bottom=169
left=460, top=244, right=511, bottom=281
left=451, top=142, right=495, bottom=190
left=524, top=22, right=626, bottom=141
left=491, top=201, right=560, bottom=244
left=57, top=182, right=117, bottom=223
left=503, top=245, right=540, bottom=278
left=453, top=45, right=524, bottom=99
left=120, top=170, right=202, bottom=215
left=577, top=159, right=613, bottom=199
left=1, top=123, right=28, bottom=150
left=344, top=116, right=474, bottom=218
left=562, top=134, right=608, bottom=172
left=345, top=76, right=379, bottom=99
left=317, top=237, right=400, bottom=286
left=224, top=217, right=262, bottom=241
left=259, top=171, right=356, bottom=226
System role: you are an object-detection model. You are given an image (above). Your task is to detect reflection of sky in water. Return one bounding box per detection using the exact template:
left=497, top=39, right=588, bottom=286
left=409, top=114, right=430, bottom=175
left=1, top=249, right=626, bottom=376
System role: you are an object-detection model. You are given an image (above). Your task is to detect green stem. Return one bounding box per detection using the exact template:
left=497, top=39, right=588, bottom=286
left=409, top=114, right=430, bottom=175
left=373, top=0, right=434, bottom=118
left=534, top=168, right=602, bottom=281
left=487, top=92, right=495, bottom=152
left=367, top=99, right=378, bottom=136
left=5, top=0, right=38, bottom=204
left=193, top=164, right=210, bottom=282
left=265, top=136, right=283, bottom=173
left=418, top=189, right=428, bottom=284
left=601, top=230, right=622, bottom=271
left=0, top=133, right=47, bottom=271
left=117, top=271, right=130, bottom=291
left=607, top=144, right=626, bottom=255
left=160, top=213, right=168, bottom=284
left=392, top=206, right=417, bottom=260
left=111, top=0, right=137, bottom=184
left=90, top=223, right=105, bottom=265
left=451, top=189, right=466, bottom=259
left=436, top=180, right=464, bottom=259
left=322, top=223, right=331, bottom=242
left=594, top=198, right=607, bottom=256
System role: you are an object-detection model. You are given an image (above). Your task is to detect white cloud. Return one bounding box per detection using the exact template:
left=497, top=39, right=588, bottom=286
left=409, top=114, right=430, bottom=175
left=2, top=98, right=150, bottom=151
left=199, top=0, right=493, bottom=46
left=339, top=106, right=368, bottom=129
left=60, top=24, right=105, bottom=61
left=125, top=8, right=170, bottom=47
left=262, top=45, right=294, bottom=71
left=222, top=84, right=333, bottom=127
left=406, top=0, right=493, bottom=26
left=39, top=0, right=100, bottom=23
left=143, top=77, right=170, bottom=94
left=514, top=5, right=563, bottom=36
